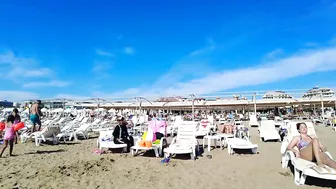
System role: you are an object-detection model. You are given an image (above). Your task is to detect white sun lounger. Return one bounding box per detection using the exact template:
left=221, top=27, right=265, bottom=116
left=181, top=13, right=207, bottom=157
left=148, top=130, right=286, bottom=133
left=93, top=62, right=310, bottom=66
left=96, top=130, right=128, bottom=152
left=31, top=126, right=61, bottom=146
left=226, top=137, right=258, bottom=155
left=164, top=121, right=199, bottom=160
left=248, top=114, right=259, bottom=127
left=281, top=121, right=336, bottom=185
left=259, top=120, right=280, bottom=142
left=195, top=119, right=211, bottom=137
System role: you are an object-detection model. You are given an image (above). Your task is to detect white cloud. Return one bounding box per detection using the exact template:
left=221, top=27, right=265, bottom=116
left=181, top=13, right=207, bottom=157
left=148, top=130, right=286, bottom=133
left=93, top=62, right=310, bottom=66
left=92, top=61, right=112, bottom=73
left=265, top=49, right=284, bottom=59
left=189, top=38, right=216, bottom=56
left=8, top=67, right=52, bottom=78
left=96, top=49, right=115, bottom=57
left=110, top=45, right=336, bottom=98
left=0, top=50, right=69, bottom=87
left=22, top=80, right=70, bottom=88
left=124, top=47, right=135, bottom=55
left=0, top=91, right=39, bottom=101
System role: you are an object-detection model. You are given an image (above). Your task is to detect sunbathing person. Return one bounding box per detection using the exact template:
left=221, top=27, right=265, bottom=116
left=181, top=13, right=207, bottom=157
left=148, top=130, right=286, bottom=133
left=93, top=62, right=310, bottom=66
left=224, top=124, right=233, bottom=134
left=287, top=122, right=336, bottom=169
left=113, top=117, right=134, bottom=152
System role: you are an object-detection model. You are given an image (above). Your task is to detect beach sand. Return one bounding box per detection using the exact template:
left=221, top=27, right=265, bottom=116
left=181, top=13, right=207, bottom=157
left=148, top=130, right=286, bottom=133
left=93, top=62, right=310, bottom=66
left=1, top=123, right=336, bottom=189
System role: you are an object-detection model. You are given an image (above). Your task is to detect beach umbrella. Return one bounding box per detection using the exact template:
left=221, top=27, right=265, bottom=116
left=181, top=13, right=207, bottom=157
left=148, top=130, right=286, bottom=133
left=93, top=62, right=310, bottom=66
left=84, top=98, right=114, bottom=117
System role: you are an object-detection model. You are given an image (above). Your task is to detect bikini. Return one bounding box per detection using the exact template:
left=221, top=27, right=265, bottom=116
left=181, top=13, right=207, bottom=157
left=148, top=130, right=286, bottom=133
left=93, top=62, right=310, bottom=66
left=298, top=136, right=311, bottom=150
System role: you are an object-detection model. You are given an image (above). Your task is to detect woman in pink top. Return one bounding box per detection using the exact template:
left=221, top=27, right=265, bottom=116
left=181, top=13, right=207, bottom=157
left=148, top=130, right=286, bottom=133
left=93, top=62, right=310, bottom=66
left=0, top=115, right=15, bottom=157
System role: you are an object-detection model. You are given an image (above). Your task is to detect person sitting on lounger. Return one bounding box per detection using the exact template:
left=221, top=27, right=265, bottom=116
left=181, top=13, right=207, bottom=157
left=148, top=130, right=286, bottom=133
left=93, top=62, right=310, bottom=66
left=113, top=117, right=134, bottom=152
left=287, top=122, right=336, bottom=169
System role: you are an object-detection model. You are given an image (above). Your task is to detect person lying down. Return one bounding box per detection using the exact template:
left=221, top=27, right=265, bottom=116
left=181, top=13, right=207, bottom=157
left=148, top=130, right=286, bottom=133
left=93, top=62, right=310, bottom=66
left=287, top=122, right=336, bottom=169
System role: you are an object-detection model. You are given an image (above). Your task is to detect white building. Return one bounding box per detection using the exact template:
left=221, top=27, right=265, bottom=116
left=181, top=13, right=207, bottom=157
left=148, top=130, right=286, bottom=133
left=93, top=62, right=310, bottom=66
left=263, top=91, right=292, bottom=99
left=302, top=87, right=335, bottom=99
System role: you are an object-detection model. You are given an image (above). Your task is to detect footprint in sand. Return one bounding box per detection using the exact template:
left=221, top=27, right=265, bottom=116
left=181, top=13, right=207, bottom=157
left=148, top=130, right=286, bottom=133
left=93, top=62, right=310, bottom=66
left=278, top=171, right=291, bottom=177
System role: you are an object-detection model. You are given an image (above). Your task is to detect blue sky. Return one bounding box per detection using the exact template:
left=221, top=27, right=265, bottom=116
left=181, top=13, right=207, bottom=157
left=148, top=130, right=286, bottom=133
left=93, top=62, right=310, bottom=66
left=0, top=0, right=336, bottom=101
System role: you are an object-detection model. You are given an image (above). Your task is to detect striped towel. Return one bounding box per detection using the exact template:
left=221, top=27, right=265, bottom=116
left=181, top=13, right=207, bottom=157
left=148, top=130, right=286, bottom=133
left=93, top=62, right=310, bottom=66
left=201, top=121, right=208, bottom=128
left=310, top=165, right=336, bottom=175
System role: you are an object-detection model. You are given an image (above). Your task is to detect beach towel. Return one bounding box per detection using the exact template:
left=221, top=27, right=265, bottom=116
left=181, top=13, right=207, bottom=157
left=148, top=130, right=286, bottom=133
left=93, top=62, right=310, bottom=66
left=310, top=165, right=336, bottom=175
left=148, top=120, right=158, bottom=133
left=201, top=120, right=208, bottom=128
left=158, top=120, right=167, bottom=135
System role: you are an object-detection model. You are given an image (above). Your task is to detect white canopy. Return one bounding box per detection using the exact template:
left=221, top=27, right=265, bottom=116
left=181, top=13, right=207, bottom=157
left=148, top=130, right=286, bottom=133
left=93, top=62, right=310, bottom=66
left=94, top=108, right=106, bottom=112
left=1, top=108, right=13, bottom=112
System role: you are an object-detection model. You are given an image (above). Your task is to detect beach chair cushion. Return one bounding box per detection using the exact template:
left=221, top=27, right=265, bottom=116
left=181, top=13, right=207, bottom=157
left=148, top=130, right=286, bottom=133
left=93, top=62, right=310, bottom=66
left=310, top=165, right=336, bottom=175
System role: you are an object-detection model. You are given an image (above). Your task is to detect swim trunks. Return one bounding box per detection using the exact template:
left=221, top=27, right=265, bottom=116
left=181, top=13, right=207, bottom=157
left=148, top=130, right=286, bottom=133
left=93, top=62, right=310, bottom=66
left=30, top=114, right=39, bottom=124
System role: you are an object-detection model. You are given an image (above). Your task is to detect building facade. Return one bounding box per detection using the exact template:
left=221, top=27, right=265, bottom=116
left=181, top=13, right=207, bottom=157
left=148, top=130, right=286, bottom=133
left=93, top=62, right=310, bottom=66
left=263, top=91, right=292, bottom=99
left=302, top=87, right=335, bottom=98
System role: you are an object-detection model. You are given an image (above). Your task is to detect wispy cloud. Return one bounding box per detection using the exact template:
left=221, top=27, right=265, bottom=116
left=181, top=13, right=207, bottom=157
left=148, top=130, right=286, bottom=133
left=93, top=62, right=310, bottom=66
left=92, top=61, right=113, bottom=80
left=124, top=47, right=135, bottom=55
left=96, top=49, right=115, bottom=57
left=189, top=38, right=216, bottom=56
left=265, top=48, right=284, bottom=59
left=22, top=80, right=70, bottom=88
left=0, top=90, right=39, bottom=101
left=109, top=44, right=336, bottom=98
left=0, top=50, right=69, bottom=87
left=92, top=61, right=113, bottom=73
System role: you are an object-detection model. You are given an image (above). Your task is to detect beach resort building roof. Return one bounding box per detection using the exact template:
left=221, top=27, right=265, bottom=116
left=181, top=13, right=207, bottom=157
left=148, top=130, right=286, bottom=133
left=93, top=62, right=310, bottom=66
left=302, top=86, right=335, bottom=99
left=263, top=91, right=292, bottom=99
left=155, top=96, right=185, bottom=102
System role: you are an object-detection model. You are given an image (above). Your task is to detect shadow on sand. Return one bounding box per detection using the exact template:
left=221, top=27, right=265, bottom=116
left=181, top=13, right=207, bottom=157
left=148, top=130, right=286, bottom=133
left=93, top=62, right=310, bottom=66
left=25, top=149, right=66, bottom=155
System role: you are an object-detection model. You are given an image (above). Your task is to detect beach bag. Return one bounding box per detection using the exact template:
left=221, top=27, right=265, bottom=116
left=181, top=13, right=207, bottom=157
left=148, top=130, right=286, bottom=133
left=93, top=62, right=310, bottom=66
left=143, top=131, right=156, bottom=142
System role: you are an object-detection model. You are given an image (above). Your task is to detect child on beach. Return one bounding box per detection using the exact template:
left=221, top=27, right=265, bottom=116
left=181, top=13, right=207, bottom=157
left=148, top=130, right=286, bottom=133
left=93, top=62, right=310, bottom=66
left=0, top=115, right=16, bottom=157
left=0, top=118, right=5, bottom=138
left=12, top=108, right=21, bottom=144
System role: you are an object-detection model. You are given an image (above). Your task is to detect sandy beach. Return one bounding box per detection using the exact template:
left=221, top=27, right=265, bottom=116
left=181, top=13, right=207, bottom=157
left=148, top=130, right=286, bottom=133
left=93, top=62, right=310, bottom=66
left=1, top=123, right=336, bottom=189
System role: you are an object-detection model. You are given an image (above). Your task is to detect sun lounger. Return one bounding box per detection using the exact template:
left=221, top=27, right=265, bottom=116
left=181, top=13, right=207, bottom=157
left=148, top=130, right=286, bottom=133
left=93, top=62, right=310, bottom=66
left=96, top=130, right=128, bottom=152
left=130, top=132, right=167, bottom=157
left=195, top=119, right=211, bottom=137
left=248, top=115, right=259, bottom=127
left=226, top=137, right=258, bottom=155
left=281, top=121, right=336, bottom=185
left=163, top=121, right=199, bottom=160
left=31, top=126, right=61, bottom=146
left=166, top=115, right=182, bottom=136
left=259, top=120, right=280, bottom=142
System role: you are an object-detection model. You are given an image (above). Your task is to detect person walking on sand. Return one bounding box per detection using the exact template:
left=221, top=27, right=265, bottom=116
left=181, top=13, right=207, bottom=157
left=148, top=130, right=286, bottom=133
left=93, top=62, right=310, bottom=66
left=30, top=100, right=42, bottom=132
left=0, top=115, right=16, bottom=157
left=12, top=108, right=21, bottom=144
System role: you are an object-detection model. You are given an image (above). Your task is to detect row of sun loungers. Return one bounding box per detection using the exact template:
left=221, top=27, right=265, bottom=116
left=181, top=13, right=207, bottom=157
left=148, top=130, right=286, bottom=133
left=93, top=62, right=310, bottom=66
left=17, top=112, right=336, bottom=187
